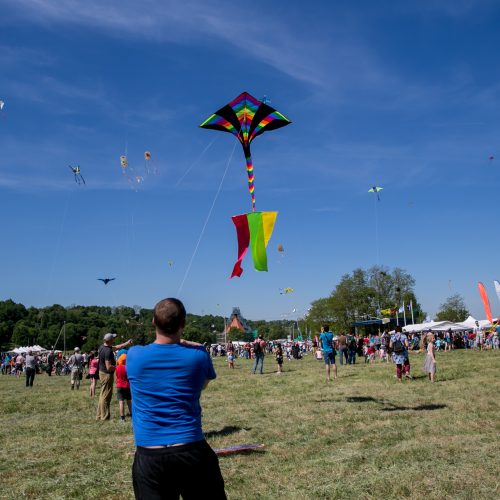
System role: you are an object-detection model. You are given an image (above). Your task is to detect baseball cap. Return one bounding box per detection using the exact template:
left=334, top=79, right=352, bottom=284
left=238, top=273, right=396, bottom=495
left=103, top=333, right=117, bottom=341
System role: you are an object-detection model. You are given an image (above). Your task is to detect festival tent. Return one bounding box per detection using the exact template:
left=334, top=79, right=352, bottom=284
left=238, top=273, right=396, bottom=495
left=10, top=345, right=48, bottom=354
left=456, top=315, right=492, bottom=329
left=402, top=321, right=470, bottom=333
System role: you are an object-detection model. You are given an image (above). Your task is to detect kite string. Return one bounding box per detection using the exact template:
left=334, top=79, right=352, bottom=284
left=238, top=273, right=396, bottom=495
left=177, top=142, right=236, bottom=295
left=175, top=137, right=218, bottom=187
left=374, top=195, right=380, bottom=266
left=45, top=188, right=73, bottom=301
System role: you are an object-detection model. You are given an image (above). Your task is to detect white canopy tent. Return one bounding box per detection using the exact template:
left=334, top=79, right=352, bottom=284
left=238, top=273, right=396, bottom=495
left=456, top=315, right=492, bottom=330
left=10, top=345, right=48, bottom=354
left=402, top=321, right=470, bottom=333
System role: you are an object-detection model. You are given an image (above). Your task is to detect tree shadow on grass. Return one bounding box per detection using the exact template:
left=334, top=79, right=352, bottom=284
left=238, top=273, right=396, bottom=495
left=205, top=426, right=249, bottom=439
left=345, top=396, right=447, bottom=412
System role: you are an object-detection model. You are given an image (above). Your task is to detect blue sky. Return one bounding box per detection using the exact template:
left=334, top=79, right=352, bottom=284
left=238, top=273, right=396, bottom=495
left=1, top=0, right=500, bottom=321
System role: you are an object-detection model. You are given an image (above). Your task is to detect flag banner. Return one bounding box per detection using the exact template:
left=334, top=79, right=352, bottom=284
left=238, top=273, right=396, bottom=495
left=478, top=282, right=493, bottom=323
left=231, top=212, right=277, bottom=278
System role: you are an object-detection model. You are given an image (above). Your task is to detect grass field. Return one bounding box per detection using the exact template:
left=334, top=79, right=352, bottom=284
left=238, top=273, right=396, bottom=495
left=1, top=349, right=499, bottom=499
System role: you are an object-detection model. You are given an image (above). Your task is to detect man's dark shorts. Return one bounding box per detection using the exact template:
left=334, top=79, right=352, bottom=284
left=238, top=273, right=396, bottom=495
left=132, top=439, right=226, bottom=500
left=323, top=351, right=336, bottom=365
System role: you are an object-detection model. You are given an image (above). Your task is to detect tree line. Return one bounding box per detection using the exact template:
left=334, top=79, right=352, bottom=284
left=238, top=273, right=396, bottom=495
left=0, top=266, right=470, bottom=350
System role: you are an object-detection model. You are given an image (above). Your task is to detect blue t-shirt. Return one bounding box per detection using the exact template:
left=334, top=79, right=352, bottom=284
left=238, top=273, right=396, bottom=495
left=127, top=343, right=216, bottom=446
left=320, top=332, right=334, bottom=353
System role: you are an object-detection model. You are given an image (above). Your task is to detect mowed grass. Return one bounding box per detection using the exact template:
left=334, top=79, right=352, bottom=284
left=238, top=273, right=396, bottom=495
left=1, top=350, right=499, bottom=499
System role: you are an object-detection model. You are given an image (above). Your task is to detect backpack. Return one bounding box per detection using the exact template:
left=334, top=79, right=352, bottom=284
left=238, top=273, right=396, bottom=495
left=392, top=335, right=405, bottom=354
left=253, top=341, right=262, bottom=354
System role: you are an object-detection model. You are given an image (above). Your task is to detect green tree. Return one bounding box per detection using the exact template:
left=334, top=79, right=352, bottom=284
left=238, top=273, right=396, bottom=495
left=435, top=294, right=469, bottom=322
left=0, top=299, right=27, bottom=349
left=227, top=327, right=243, bottom=342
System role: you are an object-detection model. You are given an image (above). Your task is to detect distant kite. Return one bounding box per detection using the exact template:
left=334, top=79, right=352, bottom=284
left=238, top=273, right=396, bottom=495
left=168, top=261, right=174, bottom=267
left=69, top=165, right=85, bottom=185
left=277, top=244, right=284, bottom=253
left=368, top=186, right=383, bottom=201
left=98, top=278, right=116, bottom=285
left=200, top=92, right=291, bottom=277
left=280, top=287, right=294, bottom=294
left=488, top=155, right=495, bottom=161
left=0, top=100, right=4, bottom=111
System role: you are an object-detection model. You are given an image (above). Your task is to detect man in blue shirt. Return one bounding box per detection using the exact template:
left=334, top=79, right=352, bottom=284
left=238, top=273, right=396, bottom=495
left=127, top=298, right=226, bottom=499
left=319, top=325, right=337, bottom=383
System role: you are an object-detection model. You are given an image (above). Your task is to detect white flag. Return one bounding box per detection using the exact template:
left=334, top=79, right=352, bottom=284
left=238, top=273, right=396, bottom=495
left=494, top=280, right=500, bottom=304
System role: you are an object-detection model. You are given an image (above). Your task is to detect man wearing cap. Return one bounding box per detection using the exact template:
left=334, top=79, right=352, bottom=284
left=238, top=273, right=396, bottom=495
left=68, top=347, right=84, bottom=390
left=96, top=333, right=132, bottom=421
left=127, top=297, right=226, bottom=499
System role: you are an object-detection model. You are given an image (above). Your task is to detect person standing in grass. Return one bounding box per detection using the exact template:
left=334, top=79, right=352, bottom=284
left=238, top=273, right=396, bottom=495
left=96, top=333, right=133, bottom=421
left=88, top=351, right=99, bottom=397
left=127, top=297, right=226, bottom=500
left=115, top=353, right=132, bottom=422
left=320, top=325, right=337, bottom=382
left=390, top=326, right=411, bottom=381
left=275, top=343, right=284, bottom=374
left=337, top=332, right=348, bottom=365
left=252, top=335, right=266, bottom=374
left=24, top=350, right=36, bottom=387
left=68, top=347, right=83, bottom=390
left=423, top=333, right=437, bottom=382
left=226, top=342, right=235, bottom=369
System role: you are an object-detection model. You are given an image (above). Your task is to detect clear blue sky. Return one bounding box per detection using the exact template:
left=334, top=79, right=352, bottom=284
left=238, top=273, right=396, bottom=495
left=1, top=0, right=499, bottom=321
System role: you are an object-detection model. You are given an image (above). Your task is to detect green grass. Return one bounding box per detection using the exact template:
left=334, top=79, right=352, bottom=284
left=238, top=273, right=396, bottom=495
left=1, top=350, right=499, bottom=499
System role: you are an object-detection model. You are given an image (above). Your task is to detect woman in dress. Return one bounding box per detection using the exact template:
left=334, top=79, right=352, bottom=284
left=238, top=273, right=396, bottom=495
left=423, top=333, right=437, bottom=382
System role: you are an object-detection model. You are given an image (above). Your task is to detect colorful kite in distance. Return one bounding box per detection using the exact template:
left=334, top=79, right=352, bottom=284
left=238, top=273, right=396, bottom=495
left=69, top=165, right=85, bottom=185
left=478, top=282, right=493, bottom=323
left=277, top=244, right=284, bottom=253
left=0, top=100, right=4, bottom=111
left=280, top=287, right=294, bottom=294
left=368, top=186, right=383, bottom=201
left=200, top=92, right=291, bottom=277
left=98, top=278, right=116, bottom=285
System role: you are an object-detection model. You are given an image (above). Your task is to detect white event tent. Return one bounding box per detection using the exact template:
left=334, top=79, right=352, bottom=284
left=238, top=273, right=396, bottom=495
left=10, top=345, right=48, bottom=354
left=402, top=321, right=470, bottom=333
left=456, top=315, right=492, bottom=330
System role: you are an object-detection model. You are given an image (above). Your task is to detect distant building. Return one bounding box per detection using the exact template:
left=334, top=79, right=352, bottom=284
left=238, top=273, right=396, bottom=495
left=224, top=307, right=253, bottom=336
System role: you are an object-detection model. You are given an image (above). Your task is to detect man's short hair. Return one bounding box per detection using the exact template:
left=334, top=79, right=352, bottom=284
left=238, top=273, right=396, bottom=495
left=323, top=325, right=329, bottom=332
left=153, top=298, right=186, bottom=335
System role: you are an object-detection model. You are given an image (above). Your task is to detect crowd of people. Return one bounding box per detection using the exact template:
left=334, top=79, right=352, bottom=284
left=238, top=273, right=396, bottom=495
left=2, top=300, right=500, bottom=499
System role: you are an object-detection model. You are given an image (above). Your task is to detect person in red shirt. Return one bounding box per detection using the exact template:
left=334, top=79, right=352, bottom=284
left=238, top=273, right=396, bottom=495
left=115, top=353, right=132, bottom=423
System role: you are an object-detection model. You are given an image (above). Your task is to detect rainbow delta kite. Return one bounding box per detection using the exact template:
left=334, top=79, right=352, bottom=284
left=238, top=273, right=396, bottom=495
left=200, top=92, right=291, bottom=277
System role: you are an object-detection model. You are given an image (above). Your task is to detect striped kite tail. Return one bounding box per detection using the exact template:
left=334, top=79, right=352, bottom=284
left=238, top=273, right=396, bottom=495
left=244, top=147, right=256, bottom=212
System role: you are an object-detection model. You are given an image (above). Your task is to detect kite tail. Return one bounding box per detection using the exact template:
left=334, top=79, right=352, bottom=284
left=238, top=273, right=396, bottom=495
left=244, top=145, right=256, bottom=212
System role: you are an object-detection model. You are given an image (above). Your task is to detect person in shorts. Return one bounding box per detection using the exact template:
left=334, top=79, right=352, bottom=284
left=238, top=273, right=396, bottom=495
left=115, top=353, right=132, bottom=422
left=275, top=343, right=284, bottom=374
left=319, top=325, right=337, bottom=382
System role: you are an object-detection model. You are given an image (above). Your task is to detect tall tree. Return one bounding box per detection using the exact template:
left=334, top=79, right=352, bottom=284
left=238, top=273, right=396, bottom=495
left=436, top=294, right=469, bottom=322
